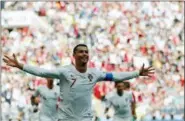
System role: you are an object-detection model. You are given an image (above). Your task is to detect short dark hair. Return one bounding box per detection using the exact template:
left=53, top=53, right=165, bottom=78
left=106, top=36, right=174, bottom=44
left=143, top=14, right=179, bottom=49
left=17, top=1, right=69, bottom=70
left=115, top=81, right=124, bottom=86
left=123, top=81, right=130, bottom=88
left=73, top=44, right=88, bottom=54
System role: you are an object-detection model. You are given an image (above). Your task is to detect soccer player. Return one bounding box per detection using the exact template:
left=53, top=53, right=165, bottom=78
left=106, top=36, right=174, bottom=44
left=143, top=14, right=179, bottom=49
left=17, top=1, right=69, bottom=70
left=123, top=82, right=137, bottom=121
left=104, top=81, right=136, bottom=121
left=31, top=78, right=59, bottom=121
left=3, top=44, right=154, bottom=121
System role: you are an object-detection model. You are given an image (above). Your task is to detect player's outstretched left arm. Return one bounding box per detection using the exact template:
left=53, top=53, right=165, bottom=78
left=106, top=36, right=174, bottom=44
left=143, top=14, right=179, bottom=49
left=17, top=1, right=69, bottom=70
left=114, top=64, right=154, bottom=81
left=97, top=64, right=154, bottom=82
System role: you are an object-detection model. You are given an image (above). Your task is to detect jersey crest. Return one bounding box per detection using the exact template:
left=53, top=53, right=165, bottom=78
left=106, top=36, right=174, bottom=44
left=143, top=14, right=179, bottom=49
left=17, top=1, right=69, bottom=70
left=88, top=74, right=93, bottom=82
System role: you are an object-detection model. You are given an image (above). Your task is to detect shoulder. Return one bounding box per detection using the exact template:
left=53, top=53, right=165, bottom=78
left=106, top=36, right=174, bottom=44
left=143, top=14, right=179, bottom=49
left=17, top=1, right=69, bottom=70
left=37, top=85, right=43, bottom=90
left=88, top=67, right=105, bottom=75
left=125, top=91, right=133, bottom=98
left=63, top=64, right=72, bottom=69
left=124, top=91, right=130, bottom=95
left=35, top=86, right=43, bottom=93
left=37, top=85, right=47, bottom=90
left=106, top=90, right=116, bottom=99
left=88, top=67, right=98, bottom=73
left=57, top=65, right=72, bottom=71
left=56, top=65, right=74, bottom=75
left=88, top=68, right=106, bottom=80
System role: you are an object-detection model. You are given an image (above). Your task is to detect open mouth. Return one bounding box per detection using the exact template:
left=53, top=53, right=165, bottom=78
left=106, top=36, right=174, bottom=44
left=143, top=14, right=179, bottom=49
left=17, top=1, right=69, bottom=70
left=82, top=58, right=87, bottom=61
left=81, top=57, right=88, bottom=62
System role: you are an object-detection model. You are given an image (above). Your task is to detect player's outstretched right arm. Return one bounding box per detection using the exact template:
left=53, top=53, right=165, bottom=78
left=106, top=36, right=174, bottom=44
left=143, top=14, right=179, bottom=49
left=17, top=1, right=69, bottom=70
left=3, top=54, right=24, bottom=70
left=3, top=54, right=61, bottom=79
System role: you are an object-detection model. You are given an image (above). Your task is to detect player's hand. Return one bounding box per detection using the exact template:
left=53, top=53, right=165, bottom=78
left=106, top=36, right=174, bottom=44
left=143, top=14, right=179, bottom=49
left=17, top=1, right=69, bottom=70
left=139, top=64, right=154, bottom=77
left=3, top=54, right=23, bottom=69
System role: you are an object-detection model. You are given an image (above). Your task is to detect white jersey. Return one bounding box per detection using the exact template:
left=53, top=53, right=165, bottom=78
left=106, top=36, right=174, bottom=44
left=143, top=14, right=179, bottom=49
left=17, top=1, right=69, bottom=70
left=29, top=105, right=39, bottom=121
left=33, top=85, right=59, bottom=121
left=23, top=64, right=139, bottom=121
left=105, top=90, right=133, bottom=121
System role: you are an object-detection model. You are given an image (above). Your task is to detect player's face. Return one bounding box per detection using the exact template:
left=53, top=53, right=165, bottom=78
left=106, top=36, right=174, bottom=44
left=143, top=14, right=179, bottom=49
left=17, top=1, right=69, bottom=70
left=124, top=85, right=129, bottom=91
left=47, top=78, right=53, bottom=85
left=74, top=46, right=89, bottom=64
left=34, top=97, right=40, bottom=104
left=116, top=83, right=124, bottom=92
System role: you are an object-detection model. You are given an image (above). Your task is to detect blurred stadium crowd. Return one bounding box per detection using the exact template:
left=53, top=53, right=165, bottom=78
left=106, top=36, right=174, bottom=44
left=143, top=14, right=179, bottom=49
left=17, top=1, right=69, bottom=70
left=1, top=2, right=184, bottom=121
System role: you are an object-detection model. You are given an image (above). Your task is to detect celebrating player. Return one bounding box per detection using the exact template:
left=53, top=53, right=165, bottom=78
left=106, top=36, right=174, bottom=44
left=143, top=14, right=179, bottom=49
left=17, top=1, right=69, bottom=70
left=3, top=44, right=154, bottom=121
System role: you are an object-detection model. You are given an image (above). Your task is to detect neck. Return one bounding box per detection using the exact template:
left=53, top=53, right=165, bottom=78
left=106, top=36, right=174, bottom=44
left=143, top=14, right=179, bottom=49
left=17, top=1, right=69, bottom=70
left=75, top=63, right=87, bottom=73
left=117, top=90, right=123, bottom=96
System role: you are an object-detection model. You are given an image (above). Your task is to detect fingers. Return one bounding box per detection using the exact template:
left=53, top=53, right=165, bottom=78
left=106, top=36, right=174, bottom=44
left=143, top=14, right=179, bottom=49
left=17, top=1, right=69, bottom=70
left=148, top=68, right=155, bottom=71
left=142, top=63, right=145, bottom=69
left=4, top=54, right=16, bottom=60
left=147, top=68, right=155, bottom=74
left=3, top=56, right=16, bottom=67
left=4, top=55, right=12, bottom=60
left=4, top=62, right=16, bottom=67
left=13, top=53, right=18, bottom=62
left=13, top=53, right=17, bottom=60
left=144, top=66, right=155, bottom=72
left=142, top=73, right=153, bottom=77
left=3, top=58, right=11, bottom=65
left=3, top=58, right=8, bottom=64
left=147, top=72, right=155, bottom=74
left=148, top=68, right=155, bottom=72
left=147, top=66, right=153, bottom=70
left=144, top=70, right=155, bottom=74
left=140, top=65, right=155, bottom=78
left=3, top=58, right=11, bottom=63
left=142, top=70, right=154, bottom=76
left=3, top=54, right=18, bottom=63
left=4, top=55, right=15, bottom=63
left=147, top=75, right=153, bottom=78
left=13, top=53, right=16, bottom=59
left=6, top=63, right=14, bottom=67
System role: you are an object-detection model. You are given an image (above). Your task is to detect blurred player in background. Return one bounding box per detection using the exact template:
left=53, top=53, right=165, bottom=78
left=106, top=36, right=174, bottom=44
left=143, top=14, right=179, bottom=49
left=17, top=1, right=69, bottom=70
left=123, top=81, right=137, bottom=121
left=31, top=78, right=60, bottom=121
left=104, top=81, right=136, bottom=121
